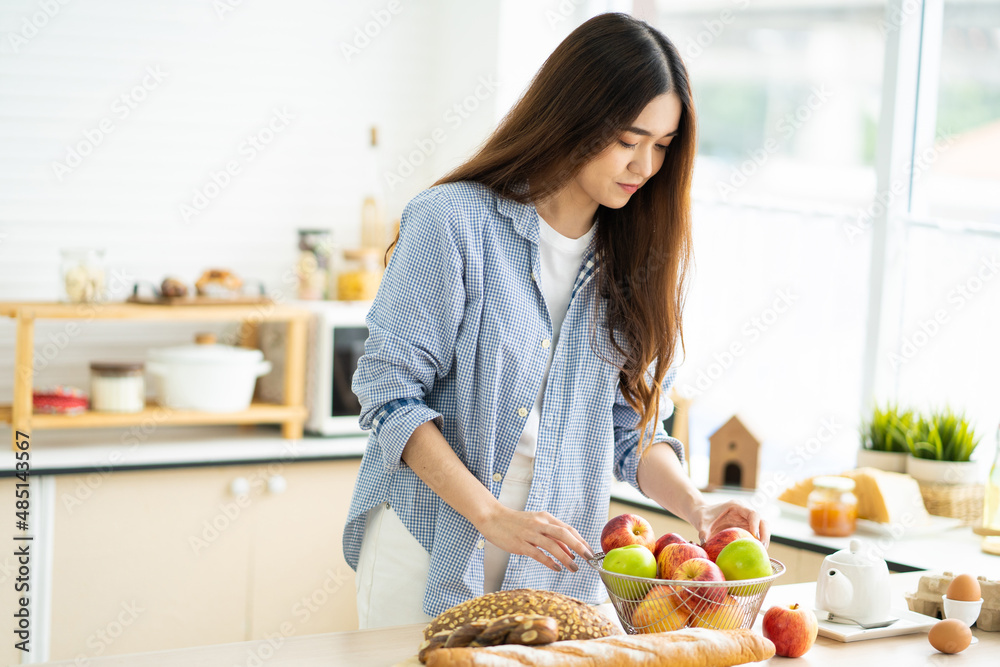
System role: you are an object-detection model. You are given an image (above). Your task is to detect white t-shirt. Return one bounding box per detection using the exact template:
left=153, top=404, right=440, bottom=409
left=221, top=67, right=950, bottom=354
left=482, top=213, right=595, bottom=592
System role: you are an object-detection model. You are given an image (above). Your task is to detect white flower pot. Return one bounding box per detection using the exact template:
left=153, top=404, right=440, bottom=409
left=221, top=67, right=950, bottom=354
left=856, top=448, right=908, bottom=473
left=905, top=455, right=980, bottom=485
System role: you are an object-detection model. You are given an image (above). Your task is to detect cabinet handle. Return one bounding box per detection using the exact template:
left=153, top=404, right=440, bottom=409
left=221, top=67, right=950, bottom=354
left=230, top=477, right=251, bottom=496
left=267, top=475, right=287, bottom=494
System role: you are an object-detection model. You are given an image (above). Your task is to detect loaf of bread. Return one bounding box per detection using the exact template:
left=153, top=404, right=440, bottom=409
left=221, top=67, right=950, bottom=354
left=779, top=468, right=929, bottom=525
left=424, top=628, right=775, bottom=667
left=423, top=589, right=621, bottom=643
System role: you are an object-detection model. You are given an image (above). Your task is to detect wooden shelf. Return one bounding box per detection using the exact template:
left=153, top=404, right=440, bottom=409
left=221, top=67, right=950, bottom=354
left=2, top=301, right=311, bottom=448
left=0, top=301, right=310, bottom=322
left=0, top=402, right=307, bottom=430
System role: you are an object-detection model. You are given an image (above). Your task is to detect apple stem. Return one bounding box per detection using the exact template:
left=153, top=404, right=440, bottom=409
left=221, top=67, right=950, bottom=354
left=790, top=603, right=799, bottom=610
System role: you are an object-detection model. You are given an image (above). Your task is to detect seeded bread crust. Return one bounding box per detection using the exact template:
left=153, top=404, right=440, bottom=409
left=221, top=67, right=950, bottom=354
left=422, top=589, right=621, bottom=642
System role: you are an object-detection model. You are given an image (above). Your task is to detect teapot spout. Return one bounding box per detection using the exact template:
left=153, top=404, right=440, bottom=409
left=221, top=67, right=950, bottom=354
left=817, top=568, right=854, bottom=612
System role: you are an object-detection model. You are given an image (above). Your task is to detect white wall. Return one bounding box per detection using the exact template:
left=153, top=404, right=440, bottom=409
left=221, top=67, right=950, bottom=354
left=0, top=0, right=509, bottom=405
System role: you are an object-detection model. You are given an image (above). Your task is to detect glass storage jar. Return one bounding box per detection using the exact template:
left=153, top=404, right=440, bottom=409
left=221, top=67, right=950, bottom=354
left=808, top=476, right=859, bottom=537
left=60, top=248, right=106, bottom=303
left=336, top=248, right=382, bottom=301
left=89, top=362, right=145, bottom=413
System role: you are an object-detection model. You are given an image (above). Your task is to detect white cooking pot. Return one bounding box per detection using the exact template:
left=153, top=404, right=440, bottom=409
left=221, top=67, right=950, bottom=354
left=147, top=337, right=272, bottom=412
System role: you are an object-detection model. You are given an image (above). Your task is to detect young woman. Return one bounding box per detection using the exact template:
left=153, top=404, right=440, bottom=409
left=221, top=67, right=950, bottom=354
left=343, top=12, right=769, bottom=629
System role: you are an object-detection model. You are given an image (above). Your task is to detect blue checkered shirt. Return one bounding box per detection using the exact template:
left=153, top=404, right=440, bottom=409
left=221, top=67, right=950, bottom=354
left=343, top=180, right=685, bottom=617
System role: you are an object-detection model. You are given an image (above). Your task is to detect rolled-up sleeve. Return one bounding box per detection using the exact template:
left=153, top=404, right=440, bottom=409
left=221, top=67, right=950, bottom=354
left=351, top=188, right=466, bottom=473
left=612, top=365, right=685, bottom=494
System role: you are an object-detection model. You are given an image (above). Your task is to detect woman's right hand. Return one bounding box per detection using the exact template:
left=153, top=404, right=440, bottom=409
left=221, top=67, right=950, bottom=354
left=477, top=505, right=595, bottom=573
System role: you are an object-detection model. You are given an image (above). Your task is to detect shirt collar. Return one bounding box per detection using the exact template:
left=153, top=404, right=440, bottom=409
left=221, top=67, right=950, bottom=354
left=494, top=181, right=600, bottom=261
left=494, top=181, right=540, bottom=244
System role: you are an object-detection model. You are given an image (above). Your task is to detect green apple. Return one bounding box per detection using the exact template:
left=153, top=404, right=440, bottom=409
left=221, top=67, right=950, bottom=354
left=715, top=538, right=772, bottom=595
left=603, top=544, right=657, bottom=600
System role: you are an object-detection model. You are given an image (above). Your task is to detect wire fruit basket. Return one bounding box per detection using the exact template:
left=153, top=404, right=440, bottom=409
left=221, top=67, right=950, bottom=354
left=587, top=553, right=785, bottom=633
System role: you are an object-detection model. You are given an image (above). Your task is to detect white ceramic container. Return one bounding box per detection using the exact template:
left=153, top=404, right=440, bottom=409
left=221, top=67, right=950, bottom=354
left=147, top=341, right=272, bottom=412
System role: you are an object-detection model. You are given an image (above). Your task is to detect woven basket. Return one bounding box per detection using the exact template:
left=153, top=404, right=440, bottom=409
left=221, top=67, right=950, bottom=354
left=917, top=481, right=984, bottom=525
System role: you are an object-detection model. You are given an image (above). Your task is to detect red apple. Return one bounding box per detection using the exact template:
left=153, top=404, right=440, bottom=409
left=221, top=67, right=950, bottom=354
left=672, top=557, right=727, bottom=609
left=652, top=533, right=688, bottom=560
left=656, top=542, right=708, bottom=581
left=762, top=603, right=819, bottom=658
left=701, top=527, right=755, bottom=562
left=632, top=585, right=689, bottom=633
left=602, top=513, right=655, bottom=553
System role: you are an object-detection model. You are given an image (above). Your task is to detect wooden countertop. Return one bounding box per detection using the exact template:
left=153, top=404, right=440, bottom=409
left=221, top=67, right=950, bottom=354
left=37, top=572, right=999, bottom=666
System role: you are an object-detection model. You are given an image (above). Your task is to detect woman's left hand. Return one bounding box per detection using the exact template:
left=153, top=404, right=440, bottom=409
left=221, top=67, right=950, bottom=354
left=690, top=500, right=770, bottom=548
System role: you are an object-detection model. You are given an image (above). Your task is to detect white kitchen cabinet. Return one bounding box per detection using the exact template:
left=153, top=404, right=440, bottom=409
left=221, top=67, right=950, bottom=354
left=48, top=458, right=360, bottom=661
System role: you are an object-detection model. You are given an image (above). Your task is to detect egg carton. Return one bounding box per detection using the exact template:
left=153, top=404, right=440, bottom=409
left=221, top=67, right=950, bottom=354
left=905, top=571, right=1000, bottom=631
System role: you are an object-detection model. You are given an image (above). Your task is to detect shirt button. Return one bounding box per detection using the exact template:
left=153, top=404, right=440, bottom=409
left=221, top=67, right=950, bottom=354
left=541, top=339, right=550, bottom=349
left=476, top=539, right=485, bottom=549
left=492, top=472, right=502, bottom=482
left=517, top=407, right=528, bottom=417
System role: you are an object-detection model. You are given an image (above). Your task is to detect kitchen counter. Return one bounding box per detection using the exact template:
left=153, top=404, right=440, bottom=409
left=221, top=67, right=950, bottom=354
left=0, top=426, right=367, bottom=476
left=612, top=481, right=1000, bottom=575
left=35, top=572, right=999, bottom=666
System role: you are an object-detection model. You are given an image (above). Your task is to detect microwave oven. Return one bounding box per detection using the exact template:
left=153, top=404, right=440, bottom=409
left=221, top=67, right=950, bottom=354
left=257, top=300, right=372, bottom=436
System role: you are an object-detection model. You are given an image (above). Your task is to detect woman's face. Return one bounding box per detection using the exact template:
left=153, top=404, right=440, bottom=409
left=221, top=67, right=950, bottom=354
left=574, top=92, right=683, bottom=209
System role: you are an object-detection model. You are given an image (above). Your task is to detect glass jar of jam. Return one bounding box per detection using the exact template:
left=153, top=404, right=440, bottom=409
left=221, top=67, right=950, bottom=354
left=808, top=476, right=858, bottom=537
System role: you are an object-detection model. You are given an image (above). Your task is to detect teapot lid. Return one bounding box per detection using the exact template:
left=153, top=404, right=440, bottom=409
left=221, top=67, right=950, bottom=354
left=826, top=539, right=884, bottom=567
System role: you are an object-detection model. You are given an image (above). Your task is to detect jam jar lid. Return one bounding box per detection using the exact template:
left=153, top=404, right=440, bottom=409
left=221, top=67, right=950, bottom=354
left=90, top=361, right=145, bottom=375
left=812, top=476, right=856, bottom=492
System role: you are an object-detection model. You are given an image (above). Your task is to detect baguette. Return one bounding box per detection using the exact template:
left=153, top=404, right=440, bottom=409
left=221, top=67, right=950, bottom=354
left=424, top=628, right=775, bottom=667
left=423, top=589, right=620, bottom=642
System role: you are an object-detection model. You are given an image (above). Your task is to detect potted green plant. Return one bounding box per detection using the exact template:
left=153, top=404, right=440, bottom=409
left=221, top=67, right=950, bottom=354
left=857, top=404, right=914, bottom=472
left=905, top=408, right=981, bottom=485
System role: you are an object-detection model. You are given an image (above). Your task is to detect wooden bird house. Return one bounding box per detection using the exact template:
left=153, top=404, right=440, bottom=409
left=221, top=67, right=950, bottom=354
left=708, top=416, right=761, bottom=490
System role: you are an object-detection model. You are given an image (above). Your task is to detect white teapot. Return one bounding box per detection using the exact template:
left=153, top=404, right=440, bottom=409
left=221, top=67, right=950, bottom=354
left=815, top=539, right=892, bottom=625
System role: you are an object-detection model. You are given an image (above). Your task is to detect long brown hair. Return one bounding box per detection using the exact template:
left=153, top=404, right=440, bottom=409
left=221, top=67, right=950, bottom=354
left=389, top=13, right=695, bottom=456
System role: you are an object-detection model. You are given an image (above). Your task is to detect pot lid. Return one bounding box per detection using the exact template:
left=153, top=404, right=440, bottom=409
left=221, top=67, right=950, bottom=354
left=825, top=539, right=884, bottom=568
left=148, top=343, right=263, bottom=364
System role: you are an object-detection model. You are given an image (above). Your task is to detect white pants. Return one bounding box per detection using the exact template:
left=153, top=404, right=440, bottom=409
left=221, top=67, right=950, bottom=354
left=355, top=452, right=535, bottom=628
left=354, top=501, right=434, bottom=629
